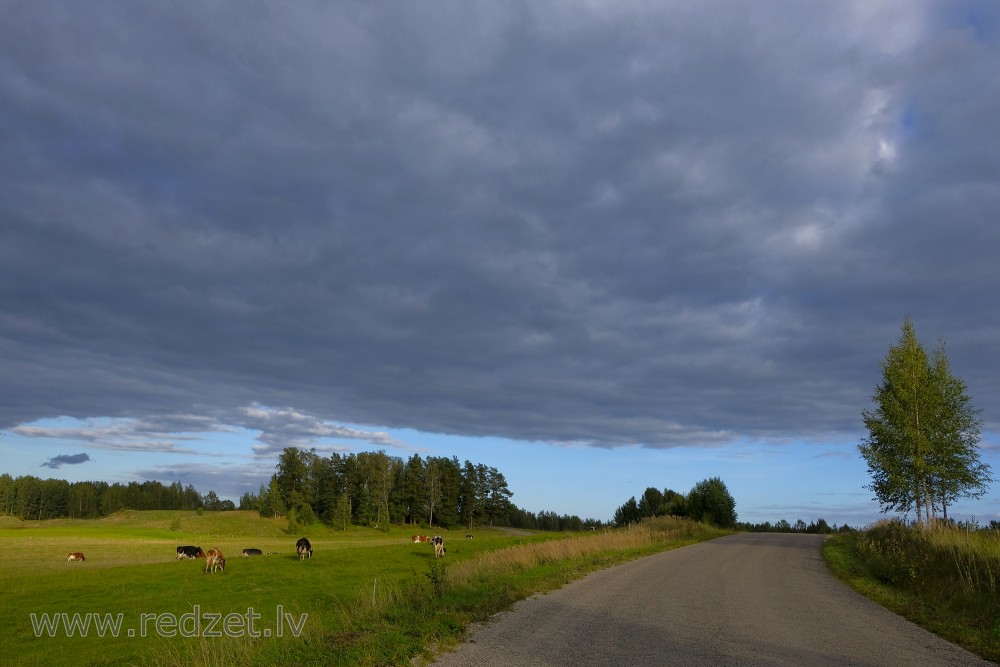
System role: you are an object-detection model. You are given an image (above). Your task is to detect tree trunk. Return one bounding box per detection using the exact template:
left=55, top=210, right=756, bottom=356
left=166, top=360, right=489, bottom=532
left=923, top=479, right=934, bottom=527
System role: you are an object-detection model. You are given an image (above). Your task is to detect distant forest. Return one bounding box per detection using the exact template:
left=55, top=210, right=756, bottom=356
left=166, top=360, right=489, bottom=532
left=613, top=479, right=855, bottom=533
left=0, top=447, right=605, bottom=531
left=613, top=477, right=739, bottom=529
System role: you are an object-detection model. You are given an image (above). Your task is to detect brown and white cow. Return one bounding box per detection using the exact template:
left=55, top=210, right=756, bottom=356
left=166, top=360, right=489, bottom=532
left=204, top=548, right=225, bottom=573
left=432, top=535, right=445, bottom=558
left=411, top=535, right=431, bottom=543
left=67, top=552, right=85, bottom=562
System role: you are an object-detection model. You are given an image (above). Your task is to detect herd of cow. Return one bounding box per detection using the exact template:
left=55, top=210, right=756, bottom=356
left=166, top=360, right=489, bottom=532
left=170, top=538, right=313, bottom=572
left=66, top=533, right=459, bottom=571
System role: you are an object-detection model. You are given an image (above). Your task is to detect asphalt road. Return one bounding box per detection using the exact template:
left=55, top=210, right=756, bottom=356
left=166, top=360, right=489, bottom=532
left=431, top=532, right=993, bottom=666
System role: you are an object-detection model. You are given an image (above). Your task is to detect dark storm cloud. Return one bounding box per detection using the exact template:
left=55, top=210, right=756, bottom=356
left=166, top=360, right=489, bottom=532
left=2, top=1, right=998, bottom=449
left=41, top=453, right=90, bottom=469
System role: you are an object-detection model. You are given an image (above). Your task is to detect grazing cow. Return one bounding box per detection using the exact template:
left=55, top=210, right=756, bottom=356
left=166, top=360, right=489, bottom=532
left=411, top=535, right=431, bottom=543
left=432, top=535, right=446, bottom=558
left=242, top=548, right=263, bottom=558
left=176, top=545, right=205, bottom=560
left=67, top=552, right=85, bottom=562
left=465, top=534, right=474, bottom=539
left=296, top=537, right=313, bottom=560
left=204, top=548, right=225, bottom=573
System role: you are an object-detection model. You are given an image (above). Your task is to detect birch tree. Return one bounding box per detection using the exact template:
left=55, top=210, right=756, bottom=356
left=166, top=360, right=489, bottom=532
left=859, top=318, right=991, bottom=526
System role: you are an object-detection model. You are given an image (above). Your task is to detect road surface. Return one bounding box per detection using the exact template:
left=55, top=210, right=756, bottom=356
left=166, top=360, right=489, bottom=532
left=431, top=532, right=993, bottom=666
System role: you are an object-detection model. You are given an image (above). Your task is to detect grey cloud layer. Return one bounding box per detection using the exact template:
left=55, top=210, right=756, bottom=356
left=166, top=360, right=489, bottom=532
left=2, top=2, right=998, bottom=448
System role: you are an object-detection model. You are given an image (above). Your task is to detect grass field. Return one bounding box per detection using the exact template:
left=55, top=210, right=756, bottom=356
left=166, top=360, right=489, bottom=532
left=0, top=511, right=724, bottom=666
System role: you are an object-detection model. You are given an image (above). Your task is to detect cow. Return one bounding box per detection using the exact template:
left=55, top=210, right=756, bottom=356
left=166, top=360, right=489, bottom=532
left=411, top=535, right=431, bottom=543
left=465, top=534, right=474, bottom=539
left=242, top=548, right=263, bottom=558
left=296, top=537, right=313, bottom=560
left=204, top=548, right=225, bottom=573
left=432, top=535, right=446, bottom=558
left=67, top=552, right=85, bottom=562
left=176, top=545, right=205, bottom=560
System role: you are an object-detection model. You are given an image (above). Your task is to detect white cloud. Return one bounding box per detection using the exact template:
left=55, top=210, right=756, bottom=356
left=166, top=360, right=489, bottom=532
left=234, top=404, right=407, bottom=457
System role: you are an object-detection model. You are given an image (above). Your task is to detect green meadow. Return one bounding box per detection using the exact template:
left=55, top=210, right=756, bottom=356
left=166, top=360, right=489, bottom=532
left=0, top=511, right=725, bottom=666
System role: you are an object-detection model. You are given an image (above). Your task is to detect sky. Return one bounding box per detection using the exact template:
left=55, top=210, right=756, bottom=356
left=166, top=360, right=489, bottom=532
left=2, top=1, right=999, bottom=527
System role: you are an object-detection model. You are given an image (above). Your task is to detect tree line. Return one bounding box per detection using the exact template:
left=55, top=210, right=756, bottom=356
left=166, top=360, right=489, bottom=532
left=0, top=475, right=234, bottom=520
left=240, top=448, right=519, bottom=529
left=613, top=477, right=738, bottom=528
left=0, top=447, right=603, bottom=531
left=737, top=518, right=854, bottom=534
left=241, top=447, right=603, bottom=530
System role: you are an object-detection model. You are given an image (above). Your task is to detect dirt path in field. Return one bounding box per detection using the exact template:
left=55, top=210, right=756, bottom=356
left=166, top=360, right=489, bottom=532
left=430, top=533, right=992, bottom=666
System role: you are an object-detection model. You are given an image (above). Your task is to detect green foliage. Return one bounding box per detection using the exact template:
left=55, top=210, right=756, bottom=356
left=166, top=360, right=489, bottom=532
left=855, top=520, right=929, bottom=585
left=425, top=561, right=447, bottom=599
left=860, top=318, right=992, bottom=526
left=662, top=489, right=687, bottom=517
left=0, top=476, right=205, bottom=520
left=853, top=520, right=1000, bottom=597
left=613, top=497, right=640, bottom=527
left=638, top=487, right=665, bottom=518
left=686, top=477, right=738, bottom=528
left=506, top=507, right=603, bottom=531
left=738, top=517, right=847, bottom=533
left=332, top=493, right=351, bottom=531
left=614, top=479, right=735, bottom=528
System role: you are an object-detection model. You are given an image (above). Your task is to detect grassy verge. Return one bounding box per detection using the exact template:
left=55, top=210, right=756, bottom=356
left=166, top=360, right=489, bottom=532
left=822, top=521, right=1000, bottom=663
left=409, top=516, right=728, bottom=665
left=165, top=516, right=728, bottom=666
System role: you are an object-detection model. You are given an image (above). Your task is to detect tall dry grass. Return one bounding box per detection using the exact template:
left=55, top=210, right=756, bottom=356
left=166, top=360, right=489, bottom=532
left=446, top=516, right=718, bottom=587
left=855, top=519, right=1000, bottom=596
left=927, top=524, right=1000, bottom=596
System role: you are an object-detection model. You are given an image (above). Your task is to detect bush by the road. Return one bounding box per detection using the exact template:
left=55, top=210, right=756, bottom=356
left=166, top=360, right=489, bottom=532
left=824, top=520, right=1000, bottom=663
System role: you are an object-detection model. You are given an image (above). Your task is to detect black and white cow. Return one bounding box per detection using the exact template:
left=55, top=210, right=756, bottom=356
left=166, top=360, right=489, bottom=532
left=176, top=545, right=205, bottom=560
left=242, top=548, right=264, bottom=558
left=432, top=535, right=446, bottom=558
left=296, top=537, right=313, bottom=560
